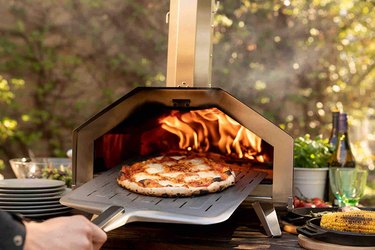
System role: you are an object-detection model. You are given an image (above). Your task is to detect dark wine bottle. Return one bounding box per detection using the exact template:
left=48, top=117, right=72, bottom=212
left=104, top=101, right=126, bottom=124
left=329, top=113, right=355, bottom=168
left=328, top=111, right=340, bottom=148
left=324, top=110, right=340, bottom=201
left=328, top=112, right=356, bottom=206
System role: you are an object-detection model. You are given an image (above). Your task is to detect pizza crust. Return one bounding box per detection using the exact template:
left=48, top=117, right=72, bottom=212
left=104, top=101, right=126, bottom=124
left=117, top=154, right=236, bottom=197
left=117, top=175, right=235, bottom=197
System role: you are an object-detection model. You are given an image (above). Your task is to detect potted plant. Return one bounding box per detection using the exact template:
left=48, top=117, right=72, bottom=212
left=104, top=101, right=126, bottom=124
left=293, top=134, right=333, bottom=200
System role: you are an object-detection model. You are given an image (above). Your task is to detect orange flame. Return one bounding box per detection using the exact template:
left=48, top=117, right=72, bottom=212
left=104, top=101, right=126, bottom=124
left=159, top=108, right=265, bottom=162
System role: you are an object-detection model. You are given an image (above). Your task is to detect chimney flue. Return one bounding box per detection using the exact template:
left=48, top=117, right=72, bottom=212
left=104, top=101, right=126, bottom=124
left=166, top=0, right=215, bottom=87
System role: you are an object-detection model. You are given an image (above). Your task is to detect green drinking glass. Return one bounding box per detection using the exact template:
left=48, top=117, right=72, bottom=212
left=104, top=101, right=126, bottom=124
left=329, top=167, right=342, bottom=206
left=330, top=168, right=368, bottom=207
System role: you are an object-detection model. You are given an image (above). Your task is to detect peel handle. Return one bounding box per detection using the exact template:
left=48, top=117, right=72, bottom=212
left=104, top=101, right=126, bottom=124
left=91, top=205, right=125, bottom=229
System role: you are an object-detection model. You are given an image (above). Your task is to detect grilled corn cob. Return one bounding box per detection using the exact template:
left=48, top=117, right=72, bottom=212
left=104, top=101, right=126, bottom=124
left=320, top=210, right=375, bottom=234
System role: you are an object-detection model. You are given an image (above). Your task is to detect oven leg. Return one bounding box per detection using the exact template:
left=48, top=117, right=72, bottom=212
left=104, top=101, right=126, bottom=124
left=252, top=201, right=282, bottom=237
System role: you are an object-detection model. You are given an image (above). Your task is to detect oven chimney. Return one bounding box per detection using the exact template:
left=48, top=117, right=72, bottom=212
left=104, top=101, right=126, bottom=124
left=166, top=0, right=216, bottom=87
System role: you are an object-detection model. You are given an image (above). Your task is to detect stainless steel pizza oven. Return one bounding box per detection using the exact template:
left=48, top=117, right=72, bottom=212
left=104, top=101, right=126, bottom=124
left=64, top=0, right=294, bottom=237
left=73, top=87, right=293, bottom=207
left=70, top=87, right=294, bottom=236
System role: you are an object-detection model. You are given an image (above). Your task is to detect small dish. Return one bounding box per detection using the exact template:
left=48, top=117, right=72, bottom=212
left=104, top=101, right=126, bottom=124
left=9, top=158, right=72, bottom=187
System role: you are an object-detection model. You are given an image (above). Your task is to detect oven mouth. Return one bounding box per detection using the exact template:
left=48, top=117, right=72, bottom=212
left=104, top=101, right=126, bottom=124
left=93, top=104, right=274, bottom=185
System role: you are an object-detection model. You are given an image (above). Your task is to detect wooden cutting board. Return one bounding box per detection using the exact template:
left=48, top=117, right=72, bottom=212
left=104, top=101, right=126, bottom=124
left=298, top=234, right=375, bottom=250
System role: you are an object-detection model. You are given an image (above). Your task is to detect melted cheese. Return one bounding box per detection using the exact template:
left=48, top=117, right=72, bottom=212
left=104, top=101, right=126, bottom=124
left=184, top=175, right=200, bottom=182
left=145, top=163, right=164, bottom=174
left=191, top=164, right=210, bottom=171
left=160, top=172, right=183, bottom=178
left=164, top=161, right=175, bottom=166
left=197, top=171, right=220, bottom=179
left=170, top=156, right=184, bottom=160
left=134, top=173, right=160, bottom=182
left=187, top=158, right=204, bottom=164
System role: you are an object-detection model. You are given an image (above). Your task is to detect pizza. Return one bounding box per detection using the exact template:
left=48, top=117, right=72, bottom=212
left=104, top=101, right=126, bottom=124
left=117, top=153, right=236, bottom=197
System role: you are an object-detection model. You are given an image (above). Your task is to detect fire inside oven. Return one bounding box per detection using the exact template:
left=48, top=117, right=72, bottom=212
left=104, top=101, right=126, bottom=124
left=93, top=104, right=274, bottom=184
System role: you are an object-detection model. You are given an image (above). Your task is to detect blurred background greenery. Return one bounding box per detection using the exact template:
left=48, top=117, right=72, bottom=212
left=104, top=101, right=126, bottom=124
left=0, top=0, right=373, bottom=204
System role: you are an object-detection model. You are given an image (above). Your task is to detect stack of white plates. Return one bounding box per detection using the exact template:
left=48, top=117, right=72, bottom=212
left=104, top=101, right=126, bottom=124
left=0, top=179, right=71, bottom=219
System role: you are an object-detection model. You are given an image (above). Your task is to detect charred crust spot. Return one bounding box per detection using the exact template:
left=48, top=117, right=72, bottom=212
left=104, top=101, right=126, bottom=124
left=224, top=170, right=232, bottom=175
left=166, top=184, right=173, bottom=187
left=117, top=171, right=127, bottom=180
left=212, top=177, right=223, bottom=182
left=161, top=193, right=169, bottom=198
left=138, top=179, right=149, bottom=187
left=199, top=190, right=209, bottom=195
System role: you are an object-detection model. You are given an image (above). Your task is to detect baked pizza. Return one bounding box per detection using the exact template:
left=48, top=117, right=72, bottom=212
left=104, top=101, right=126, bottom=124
left=117, top=153, right=236, bottom=197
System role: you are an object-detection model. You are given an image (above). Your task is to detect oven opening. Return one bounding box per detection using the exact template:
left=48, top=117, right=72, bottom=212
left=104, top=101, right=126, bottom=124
left=93, top=102, right=274, bottom=184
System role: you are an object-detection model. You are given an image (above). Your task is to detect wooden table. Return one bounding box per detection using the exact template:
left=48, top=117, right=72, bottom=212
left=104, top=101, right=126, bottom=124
left=100, top=200, right=302, bottom=250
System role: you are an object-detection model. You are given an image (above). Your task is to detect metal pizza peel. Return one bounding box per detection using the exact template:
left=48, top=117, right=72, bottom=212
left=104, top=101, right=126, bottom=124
left=60, top=165, right=266, bottom=232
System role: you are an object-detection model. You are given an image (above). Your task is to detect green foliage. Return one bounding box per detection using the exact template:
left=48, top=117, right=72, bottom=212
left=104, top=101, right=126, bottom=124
left=294, top=134, right=333, bottom=168
left=0, top=75, right=24, bottom=142
left=0, top=1, right=169, bottom=168
left=0, top=160, right=4, bottom=171
left=0, top=1, right=373, bottom=178
left=213, top=0, right=375, bottom=138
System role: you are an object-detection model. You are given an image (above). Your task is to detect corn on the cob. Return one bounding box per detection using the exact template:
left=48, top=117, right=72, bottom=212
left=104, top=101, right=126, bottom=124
left=320, top=210, right=375, bottom=234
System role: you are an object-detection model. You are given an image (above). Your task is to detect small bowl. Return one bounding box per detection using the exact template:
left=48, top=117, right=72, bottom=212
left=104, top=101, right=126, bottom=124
left=9, top=157, right=72, bottom=187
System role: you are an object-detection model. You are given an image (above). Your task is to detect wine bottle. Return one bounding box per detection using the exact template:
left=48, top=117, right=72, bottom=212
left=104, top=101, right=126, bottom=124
left=329, top=113, right=355, bottom=168
left=324, top=110, right=340, bottom=201
left=328, top=111, right=340, bottom=147
left=328, top=112, right=356, bottom=206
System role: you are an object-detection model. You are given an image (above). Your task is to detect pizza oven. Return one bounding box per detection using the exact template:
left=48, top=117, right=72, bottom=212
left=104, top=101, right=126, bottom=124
left=62, top=0, right=294, bottom=237
left=69, top=87, right=294, bottom=236
left=73, top=87, right=293, bottom=205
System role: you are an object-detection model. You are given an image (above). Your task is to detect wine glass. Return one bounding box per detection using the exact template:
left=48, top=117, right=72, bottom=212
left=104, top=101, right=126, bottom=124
left=330, top=168, right=368, bottom=207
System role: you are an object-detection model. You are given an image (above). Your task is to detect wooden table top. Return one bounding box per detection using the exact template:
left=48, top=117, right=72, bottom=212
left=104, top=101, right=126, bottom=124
left=100, top=200, right=302, bottom=250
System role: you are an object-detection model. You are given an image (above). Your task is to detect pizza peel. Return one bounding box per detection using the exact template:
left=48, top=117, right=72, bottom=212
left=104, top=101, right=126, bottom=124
left=60, top=165, right=266, bottom=232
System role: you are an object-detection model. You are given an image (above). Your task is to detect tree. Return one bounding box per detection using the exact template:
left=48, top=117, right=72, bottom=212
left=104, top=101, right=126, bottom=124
left=213, top=0, right=375, bottom=139
left=0, top=1, right=169, bottom=176
left=0, top=0, right=374, bottom=179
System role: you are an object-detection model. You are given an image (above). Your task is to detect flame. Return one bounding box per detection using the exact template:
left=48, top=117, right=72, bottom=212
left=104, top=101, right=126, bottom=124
left=159, top=108, right=265, bottom=162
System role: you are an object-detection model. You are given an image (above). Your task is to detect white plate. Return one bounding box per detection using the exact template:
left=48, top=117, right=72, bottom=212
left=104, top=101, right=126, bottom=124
left=0, top=189, right=69, bottom=202
left=0, top=190, right=66, bottom=198
left=0, top=203, right=66, bottom=210
left=0, top=196, right=62, bottom=202
left=0, top=200, right=61, bottom=206
left=0, top=179, right=65, bottom=189
left=4, top=205, right=71, bottom=214
left=0, top=186, right=66, bottom=194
